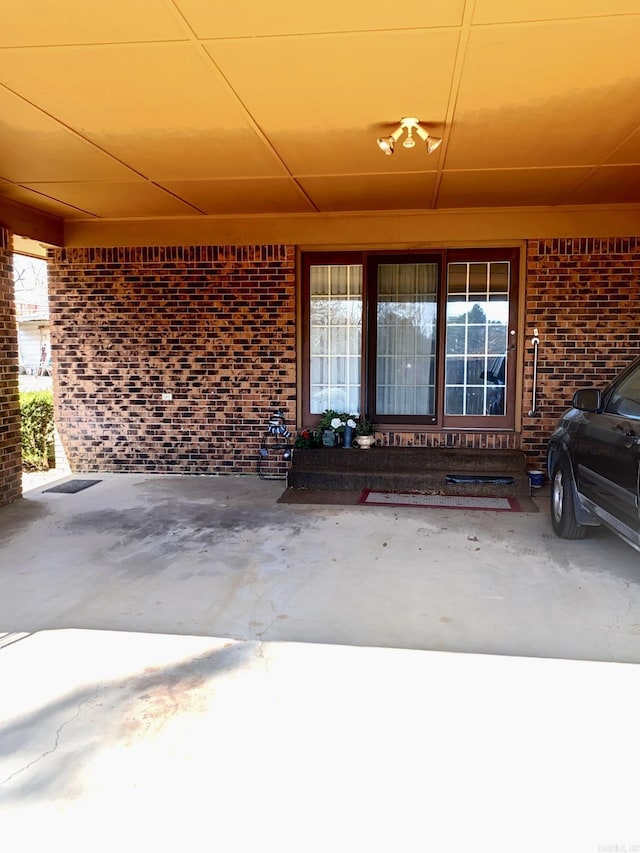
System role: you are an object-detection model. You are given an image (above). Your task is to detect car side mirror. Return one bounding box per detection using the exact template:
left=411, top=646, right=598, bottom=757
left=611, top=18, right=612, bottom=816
left=572, top=388, right=601, bottom=412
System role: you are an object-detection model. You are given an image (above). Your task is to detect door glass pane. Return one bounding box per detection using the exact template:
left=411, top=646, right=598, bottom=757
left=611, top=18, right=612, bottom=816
left=375, top=263, right=438, bottom=415
left=309, top=264, right=362, bottom=414
left=445, top=261, right=510, bottom=416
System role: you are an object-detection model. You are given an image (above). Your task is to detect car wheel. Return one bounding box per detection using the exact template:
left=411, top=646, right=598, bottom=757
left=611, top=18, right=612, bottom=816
left=550, top=458, right=587, bottom=540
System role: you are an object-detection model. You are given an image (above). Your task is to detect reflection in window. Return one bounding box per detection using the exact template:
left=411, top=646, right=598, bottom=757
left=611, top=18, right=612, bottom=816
left=445, top=262, right=509, bottom=416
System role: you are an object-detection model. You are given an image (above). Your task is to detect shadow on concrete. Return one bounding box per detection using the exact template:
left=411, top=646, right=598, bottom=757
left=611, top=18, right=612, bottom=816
left=1, top=632, right=252, bottom=803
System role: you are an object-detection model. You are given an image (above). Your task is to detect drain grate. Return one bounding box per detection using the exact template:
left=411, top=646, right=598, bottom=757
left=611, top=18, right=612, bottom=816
left=43, top=479, right=102, bottom=494
left=445, top=474, right=515, bottom=485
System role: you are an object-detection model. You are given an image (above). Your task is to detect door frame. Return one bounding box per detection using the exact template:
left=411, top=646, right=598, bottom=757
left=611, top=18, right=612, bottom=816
left=300, top=246, right=521, bottom=432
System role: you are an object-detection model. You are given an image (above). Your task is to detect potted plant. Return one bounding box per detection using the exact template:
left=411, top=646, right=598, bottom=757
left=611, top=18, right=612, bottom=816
left=294, top=428, right=320, bottom=449
left=355, top=417, right=376, bottom=449
left=316, top=409, right=357, bottom=447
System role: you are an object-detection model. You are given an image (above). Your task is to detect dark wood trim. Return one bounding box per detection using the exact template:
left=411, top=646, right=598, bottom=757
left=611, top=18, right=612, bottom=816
left=366, top=252, right=443, bottom=426
left=300, top=247, right=521, bottom=432
left=300, top=251, right=363, bottom=427
left=441, top=247, right=520, bottom=431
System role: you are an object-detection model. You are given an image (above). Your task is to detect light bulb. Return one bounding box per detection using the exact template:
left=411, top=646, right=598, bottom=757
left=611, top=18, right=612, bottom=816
left=377, top=136, right=394, bottom=155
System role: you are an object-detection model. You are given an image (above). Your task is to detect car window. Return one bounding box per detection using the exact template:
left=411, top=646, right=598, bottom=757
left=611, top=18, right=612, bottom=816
left=605, top=362, right=640, bottom=418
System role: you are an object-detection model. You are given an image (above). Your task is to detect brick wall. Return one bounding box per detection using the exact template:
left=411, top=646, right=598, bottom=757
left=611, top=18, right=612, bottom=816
left=48, top=245, right=296, bottom=474
left=0, top=228, right=22, bottom=505
left=523, top=237, right=640, bottom=465
left=47, top=236, right=640, bottom=476
left=376, top=430, right=521, bottom=450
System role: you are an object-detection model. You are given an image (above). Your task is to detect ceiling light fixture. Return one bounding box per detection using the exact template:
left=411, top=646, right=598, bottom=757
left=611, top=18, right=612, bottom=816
left=376, top=117, right=442, bottom=156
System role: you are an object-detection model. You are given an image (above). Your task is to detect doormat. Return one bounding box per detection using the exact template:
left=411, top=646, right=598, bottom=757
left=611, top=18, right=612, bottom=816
left=43, top=479, right=102, bottom=494
left=278, top=488, right=538, bottom=511
left=359, top=490, right=529, bottom=512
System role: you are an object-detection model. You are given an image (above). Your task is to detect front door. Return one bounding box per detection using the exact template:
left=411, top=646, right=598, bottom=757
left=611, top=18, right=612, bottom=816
left=303, top=248, right=519, bottom=431
left=441, top=252, right=518, bottom=430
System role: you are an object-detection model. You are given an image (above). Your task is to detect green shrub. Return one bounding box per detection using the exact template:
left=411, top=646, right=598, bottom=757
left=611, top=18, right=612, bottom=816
left=20, top=390, right=54, bottom=471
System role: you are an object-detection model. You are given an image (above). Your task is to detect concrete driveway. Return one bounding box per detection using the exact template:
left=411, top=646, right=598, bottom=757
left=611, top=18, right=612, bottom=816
left=2, top=473, right=640, bottom=661
left=1, top=474, right=639, bottom=852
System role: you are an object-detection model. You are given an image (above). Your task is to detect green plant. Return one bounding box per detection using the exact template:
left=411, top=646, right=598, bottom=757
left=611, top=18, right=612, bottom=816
left=317, top=409, right=357, bottom=435
left=294, top=428, right=321, bottom=449
left=20, top=390, right=54, bottom=471
left=356, top=417, right=375, bottom=435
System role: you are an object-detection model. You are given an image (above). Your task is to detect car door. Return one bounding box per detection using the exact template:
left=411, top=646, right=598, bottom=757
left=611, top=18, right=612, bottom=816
left=574, top=361, right=640, bottom=540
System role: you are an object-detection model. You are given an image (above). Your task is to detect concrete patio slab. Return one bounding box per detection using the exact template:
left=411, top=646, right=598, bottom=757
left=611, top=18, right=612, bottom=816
left=1, top=629, right=638, bottom=853
left=1, top=474, right=639, bottom=851
left=1, top=473, right=640, bottom=663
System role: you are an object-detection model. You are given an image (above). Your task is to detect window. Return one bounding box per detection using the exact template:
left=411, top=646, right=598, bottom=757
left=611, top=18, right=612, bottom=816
left=302, top=248, right=519, bottom=430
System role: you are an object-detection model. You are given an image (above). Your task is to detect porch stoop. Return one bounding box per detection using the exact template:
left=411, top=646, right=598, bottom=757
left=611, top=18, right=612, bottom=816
left=287, top=446, right=531, bottom=498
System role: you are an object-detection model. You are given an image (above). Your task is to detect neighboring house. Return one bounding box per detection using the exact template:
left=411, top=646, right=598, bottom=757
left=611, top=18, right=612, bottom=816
left=16, top=303, right=50, bottom=376
left=13, top=253, right=50, bottom=376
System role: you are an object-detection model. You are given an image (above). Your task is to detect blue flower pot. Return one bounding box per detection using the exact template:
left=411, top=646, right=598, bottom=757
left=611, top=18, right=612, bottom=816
left=343, top=424, right=354, bottom=448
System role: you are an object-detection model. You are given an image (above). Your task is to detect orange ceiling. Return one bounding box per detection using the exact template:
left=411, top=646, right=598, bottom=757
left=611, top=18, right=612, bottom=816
left=1, top=0, right=640, bottom=231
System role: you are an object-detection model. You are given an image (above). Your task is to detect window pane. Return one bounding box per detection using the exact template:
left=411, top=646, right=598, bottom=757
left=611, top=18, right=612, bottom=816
left=487, top=324, right=507, bottom=354
left=465, top=388, right=485, bottom=415
left=309, top=264, right=362, bottom=415
left=490, top=262, right=509, bottom=292
left=445, top=357, right=465, bottom=385
left=467, top=326, right=486, bottom=354
left=375, top=262, right=438, bottom=415
left=446, top=387, right=464, bottom=415
left=448, top=264, right=466, bottom=294
left=469, top=264, right=488, bottom=294
left=445, top=260, right=511, bottom=416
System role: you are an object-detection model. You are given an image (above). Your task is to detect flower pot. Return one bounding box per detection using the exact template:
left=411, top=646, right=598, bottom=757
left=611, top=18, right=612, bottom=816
left=343, top=424, right=354, bottom=448
left=356, top=434, right=374, bottom=449
left=322, top=429, right=336, bottom=447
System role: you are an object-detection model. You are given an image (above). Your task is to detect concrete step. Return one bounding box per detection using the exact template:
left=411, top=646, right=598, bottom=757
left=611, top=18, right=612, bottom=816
left=287, top=446, right=531, bottom=496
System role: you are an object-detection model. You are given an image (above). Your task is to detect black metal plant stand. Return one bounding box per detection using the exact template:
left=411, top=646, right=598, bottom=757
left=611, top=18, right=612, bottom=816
left=257, top=408, right=292, bottom=480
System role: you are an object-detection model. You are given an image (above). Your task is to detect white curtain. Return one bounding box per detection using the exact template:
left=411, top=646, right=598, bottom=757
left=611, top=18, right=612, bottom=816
left=376, top=263, right=438, bottom=415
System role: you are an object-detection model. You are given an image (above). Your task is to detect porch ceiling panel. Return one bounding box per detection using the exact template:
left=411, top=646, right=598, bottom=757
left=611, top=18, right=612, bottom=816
left=447, top=17, right=640, bottom=170
left=0, top=180, right=92, bottom=220
left=297, top=174, right=439, bottom=213
left=0, top=88, right=141, bottom=184
left=204, top=29, right=457, bottom=177
left=438, top=168, right=595, bottom=209
left=0, top=43, right=287, bottom=182
left=173, top=0, right=467, bottom=38
left=18, top=182, right=202, bottom=218
left=561, top=165, right=640, bottom=205
left=0, top=0, right=188, bottom=46
left=159, top=178, right=316, bottom=215
left=1, top=1, right=640, bottom=233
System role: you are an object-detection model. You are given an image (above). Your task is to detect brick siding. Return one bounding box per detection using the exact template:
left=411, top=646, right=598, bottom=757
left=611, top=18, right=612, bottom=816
left=48, top=245, right=296, bottom=474
left=523, top=237, right=640, bottom=465
left=377, top=431, right=521, bottom=450
left=0, top=228, right=22, bottom=505
left=43, top=237, right=640, bottom=476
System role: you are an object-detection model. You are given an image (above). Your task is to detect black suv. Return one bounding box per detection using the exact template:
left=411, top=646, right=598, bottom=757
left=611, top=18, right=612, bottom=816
left=547, top=356, right=640, bottom=552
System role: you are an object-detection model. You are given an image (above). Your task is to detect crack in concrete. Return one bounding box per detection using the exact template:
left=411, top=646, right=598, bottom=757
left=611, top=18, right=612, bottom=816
left=1, top=685, right=100, bottom=787
left=255, top=599, right=280, bottom=674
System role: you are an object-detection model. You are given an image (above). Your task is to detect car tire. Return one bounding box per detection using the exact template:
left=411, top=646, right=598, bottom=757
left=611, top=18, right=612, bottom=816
left=550, top=458, right=587, bottom=540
